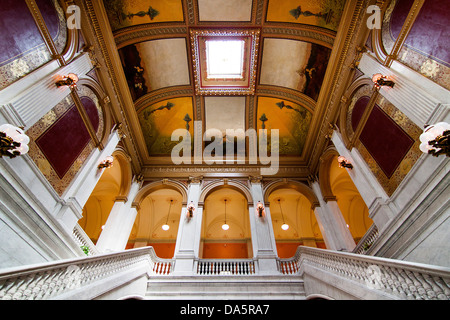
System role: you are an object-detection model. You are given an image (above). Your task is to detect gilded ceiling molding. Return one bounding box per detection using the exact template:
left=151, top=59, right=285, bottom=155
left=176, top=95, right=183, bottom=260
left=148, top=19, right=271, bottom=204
left=134, top=87, right=194, bottom=113
left=76, top=77, right=114, bottom=146
left=307, top=0, right=368, bottom=175
left=25, top=0, right=65, bottom=66
left=142, top=165, right=310, bottom=179
left=370, top=0, right=391, bottom=63
left=338, top=78, right=373, bottom=148
left=82, top=0, right=144, bottom=171
left=262, top=26, right=335, bottom=48
left=256, top=87, right=316, bottom=113
left=114, top=25, right=188, bottom=49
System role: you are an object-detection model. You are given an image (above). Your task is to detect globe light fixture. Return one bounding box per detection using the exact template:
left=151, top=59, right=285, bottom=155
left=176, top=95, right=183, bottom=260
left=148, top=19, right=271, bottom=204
left=419, top=122, right=450, bottom=157
left=0, top=124, right=30, bottom=159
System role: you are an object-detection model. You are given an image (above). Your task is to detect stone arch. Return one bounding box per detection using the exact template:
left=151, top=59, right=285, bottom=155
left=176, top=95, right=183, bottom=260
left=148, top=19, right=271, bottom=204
left=132, top=179, right=188, bottom=209
left=318, top=146, right=340, bottom=202
left=77, top=77, right=114, bottom=145
left=111, top=148, right=133, bottom=199
left=199, top=179, right=253, bottom=206
left=263, top=180, right=319, bottom=209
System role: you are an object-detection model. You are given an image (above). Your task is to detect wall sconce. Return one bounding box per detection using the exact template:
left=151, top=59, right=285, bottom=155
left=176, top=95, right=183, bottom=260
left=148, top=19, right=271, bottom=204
left=372, top=73, right=395, bottom=89
left=187, top=201, right=195, bottom=218
left=98, top=156, right=114, bottom=169
left=256, top=201, right=265, bottom=218
left=338, top=156, right=353, bottom=169
left=55, top=73, right=79, bottom=89
left=419, top=122, right=450, bottom=157
left=0, top=124, right=30, bottom=159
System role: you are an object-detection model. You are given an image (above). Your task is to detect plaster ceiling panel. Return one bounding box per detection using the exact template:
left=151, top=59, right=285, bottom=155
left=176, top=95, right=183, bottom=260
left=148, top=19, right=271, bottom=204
left=265, top=0, right=345, bottom=32
left=138, top=97, right=194, bottom=156
left=256, top=97, right=312, bottom=156
left=204, top=97, right=246, bottom=136
left=119, top=38, right=190, bottom=100
left=259, top=38, right=332, bottom=100
left=197, top=0, right=253, bottom=22
left=103, top=0, right=184, bottom=32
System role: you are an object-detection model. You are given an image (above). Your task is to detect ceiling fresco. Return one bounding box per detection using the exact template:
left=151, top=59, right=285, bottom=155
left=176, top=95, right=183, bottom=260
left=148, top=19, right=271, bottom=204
left=256, top=97, right=312, bottom=156
left=266, top=0, right=346, bottom=31
left=103, top=0, right=184, bottom=31
left=138, top=97, right=194, bottom=156
left=102, top=0, right=346, bottom=163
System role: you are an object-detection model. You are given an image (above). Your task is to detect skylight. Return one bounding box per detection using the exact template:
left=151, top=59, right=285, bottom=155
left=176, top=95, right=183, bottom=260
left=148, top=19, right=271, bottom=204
left=206, top=40, right=245, bottom=79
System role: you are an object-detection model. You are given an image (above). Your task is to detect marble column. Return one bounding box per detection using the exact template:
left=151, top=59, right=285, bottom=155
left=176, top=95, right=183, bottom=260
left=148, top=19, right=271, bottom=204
left=311, top=181, right=356, bottom=252
left=248, top=178, right=279, bottom=274
left=95, top=177, right=142, bottom=252
left=172, top=178, right=202, bottom=275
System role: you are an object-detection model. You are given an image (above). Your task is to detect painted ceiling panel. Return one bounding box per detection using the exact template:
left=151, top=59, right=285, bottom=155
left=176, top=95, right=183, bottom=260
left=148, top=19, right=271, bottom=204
left=256, top=97, right=312, bottom=156
left=205, top=97, right=246, bottom=135
left=260, top=39, right=331, bottom=101
left=198, top=0, right=253, bottom=22
left=103, top=0, right=184, bottom=31
left=138, top=97, right=194, bottom=156
left=119, top=38, right=190, bottom=100
left=266, top=0, right=345, bottom=31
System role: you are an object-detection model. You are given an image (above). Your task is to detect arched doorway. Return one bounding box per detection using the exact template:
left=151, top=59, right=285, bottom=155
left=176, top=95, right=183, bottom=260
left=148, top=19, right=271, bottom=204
left=128, top=188, right=183, bottom=258
left=200, top=187, right=252, bottom=259
left=268, top=188, right=325, bottom=258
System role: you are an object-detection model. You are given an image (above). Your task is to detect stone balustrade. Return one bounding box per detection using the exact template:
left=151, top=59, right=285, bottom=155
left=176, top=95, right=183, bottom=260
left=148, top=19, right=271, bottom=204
left=352, top=224, right=379, bottom=254
left=72, top=223, right=100, bottom=256
left=195, top=259, right=257, bottom=275
left=279, top=246, right=450, bottom=300
left=1, top=245, right=449, bottom=300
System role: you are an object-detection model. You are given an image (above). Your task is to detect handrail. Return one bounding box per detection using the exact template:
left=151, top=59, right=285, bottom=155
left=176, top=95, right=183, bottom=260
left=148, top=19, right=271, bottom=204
left=0, top=247, right=173, bottom=300
left=278, top=246, right=450, bottom=300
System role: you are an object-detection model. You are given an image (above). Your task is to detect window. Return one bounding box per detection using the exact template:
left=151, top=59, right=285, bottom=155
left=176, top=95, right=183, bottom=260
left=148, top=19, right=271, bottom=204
left=206, top=40, right=245, bottom=79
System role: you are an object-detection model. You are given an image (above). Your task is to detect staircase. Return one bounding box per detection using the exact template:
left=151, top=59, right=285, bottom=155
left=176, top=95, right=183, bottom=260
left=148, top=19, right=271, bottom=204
left=145, top=275, right=306, bottom=300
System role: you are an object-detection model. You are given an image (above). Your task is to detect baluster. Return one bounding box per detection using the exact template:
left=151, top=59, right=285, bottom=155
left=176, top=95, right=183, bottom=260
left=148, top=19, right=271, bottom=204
left=423, top=274, right=443, bottom=300
left=432, top=276, right=450, bottom=300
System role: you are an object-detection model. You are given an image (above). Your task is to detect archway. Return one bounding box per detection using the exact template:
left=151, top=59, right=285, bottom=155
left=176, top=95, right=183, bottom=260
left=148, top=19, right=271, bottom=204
left=200, top=186, right=252, bottom=259
left=128, top=188, right=183, bottom=258
left=268, top=188, right=325, bottom=258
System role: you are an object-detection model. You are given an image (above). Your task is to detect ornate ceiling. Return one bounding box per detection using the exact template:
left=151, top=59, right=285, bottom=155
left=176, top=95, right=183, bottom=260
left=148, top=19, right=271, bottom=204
left=96, top=0, right=357, bottom=179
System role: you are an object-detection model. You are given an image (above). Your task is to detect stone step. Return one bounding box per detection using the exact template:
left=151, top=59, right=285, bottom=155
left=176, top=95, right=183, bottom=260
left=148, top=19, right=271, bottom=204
left=145, top=275, right=306, bottom=300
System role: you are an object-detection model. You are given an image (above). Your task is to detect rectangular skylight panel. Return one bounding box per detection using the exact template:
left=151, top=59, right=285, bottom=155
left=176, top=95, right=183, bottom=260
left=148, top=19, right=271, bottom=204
left=206, top=40, right=244, bottom=79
